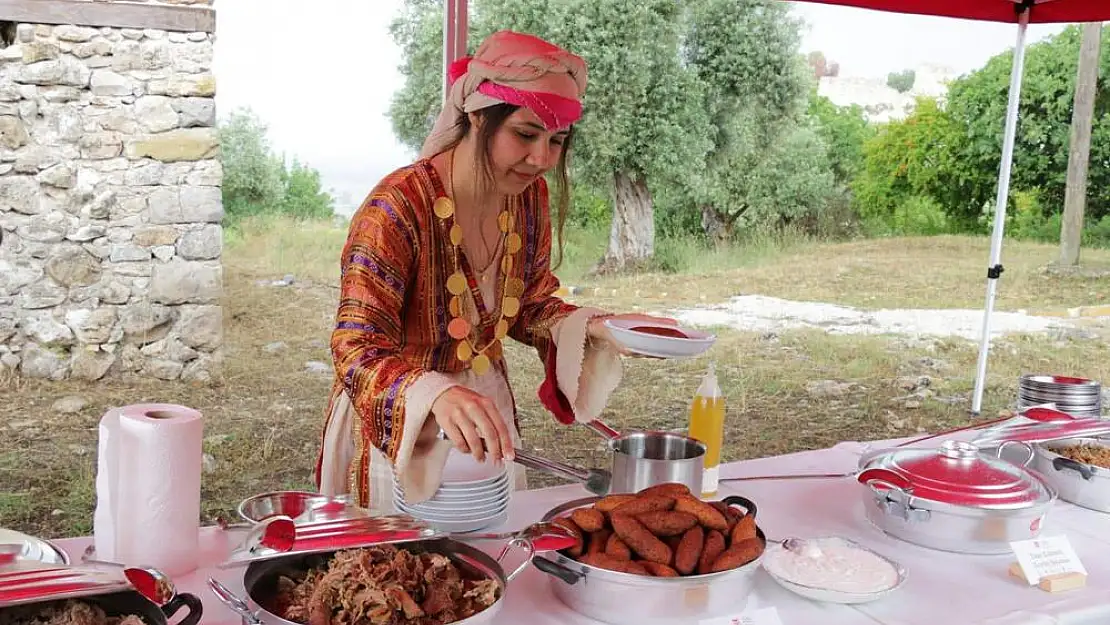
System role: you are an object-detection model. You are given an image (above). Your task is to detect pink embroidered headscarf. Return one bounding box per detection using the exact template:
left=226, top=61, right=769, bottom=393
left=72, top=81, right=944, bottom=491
left=420, top=30, right=588, bottom=159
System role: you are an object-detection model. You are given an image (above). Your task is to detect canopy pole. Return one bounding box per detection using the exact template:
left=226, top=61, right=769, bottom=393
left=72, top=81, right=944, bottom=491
left=970, top=8, right=1031, bottom=416
left=442, top=0, right=469, bottom=100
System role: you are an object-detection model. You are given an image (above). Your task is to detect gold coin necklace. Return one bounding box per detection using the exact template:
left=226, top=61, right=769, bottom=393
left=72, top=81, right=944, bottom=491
left=436, top=151, right=523, bottom=376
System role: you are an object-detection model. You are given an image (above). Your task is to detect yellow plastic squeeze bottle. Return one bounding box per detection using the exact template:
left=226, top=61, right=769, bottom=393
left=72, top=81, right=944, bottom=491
left=688, top=362, right=725, bottom=498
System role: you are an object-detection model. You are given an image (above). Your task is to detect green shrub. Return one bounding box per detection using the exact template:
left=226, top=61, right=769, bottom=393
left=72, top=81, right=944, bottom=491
left=219, top=107, right=334, bottom=226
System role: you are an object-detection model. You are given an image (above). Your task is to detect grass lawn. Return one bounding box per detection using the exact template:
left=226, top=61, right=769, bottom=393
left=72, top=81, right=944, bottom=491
left=3, top=219, right=1108, bottom=538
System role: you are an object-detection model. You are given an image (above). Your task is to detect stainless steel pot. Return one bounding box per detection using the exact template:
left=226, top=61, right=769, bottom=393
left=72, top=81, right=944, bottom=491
left=459, top=422, right=707, bottom=497
left=0, top=588, right=202, bottom=625
left=856, top=440, right=1056, bottom=555
left=577, top=420, right=708, bottom=495
left=532, top=495, right=764, bottom=625
left=1031, top=437, right=1110, bottom=513
left=209, top=537, right=532, bottom=625
left=602, top=429, right=708, bottom=495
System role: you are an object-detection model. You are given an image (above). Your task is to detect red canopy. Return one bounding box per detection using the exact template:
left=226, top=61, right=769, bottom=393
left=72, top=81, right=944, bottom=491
left=791, top=0, right=1110, bottom=24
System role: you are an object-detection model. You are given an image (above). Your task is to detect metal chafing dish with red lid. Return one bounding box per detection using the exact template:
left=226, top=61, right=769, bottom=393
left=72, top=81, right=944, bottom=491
left=208, top=507, right=572, bottom=625
left=856, top=410, right=1110, bottom=555
left=0, top=547, right=203, bottom=625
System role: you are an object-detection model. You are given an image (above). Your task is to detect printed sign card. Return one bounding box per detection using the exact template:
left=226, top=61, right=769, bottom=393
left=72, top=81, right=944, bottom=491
left=1010, top=535, right=1086, bottom=585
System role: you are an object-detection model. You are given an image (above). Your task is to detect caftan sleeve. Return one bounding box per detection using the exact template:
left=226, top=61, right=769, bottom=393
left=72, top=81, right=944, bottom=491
left=331, top=193, right=451, bottom=490
left=509, top=178, right=623, bottom=425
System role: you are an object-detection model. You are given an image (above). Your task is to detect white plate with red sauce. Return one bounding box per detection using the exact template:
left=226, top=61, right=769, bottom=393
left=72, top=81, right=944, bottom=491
left=603, top=318, right=716, bottom=359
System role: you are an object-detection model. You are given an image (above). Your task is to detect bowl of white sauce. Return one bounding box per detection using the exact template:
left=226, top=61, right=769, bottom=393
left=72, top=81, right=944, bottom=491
left=761, top=536, right=907, bottom=604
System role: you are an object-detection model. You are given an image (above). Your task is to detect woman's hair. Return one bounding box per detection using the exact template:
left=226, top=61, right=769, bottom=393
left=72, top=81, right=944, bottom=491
left=450, top=103, right=573, bottom=269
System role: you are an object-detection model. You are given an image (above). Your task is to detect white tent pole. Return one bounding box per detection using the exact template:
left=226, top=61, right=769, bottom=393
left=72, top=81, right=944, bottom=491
left=971, top=8, right=1031, bottom=415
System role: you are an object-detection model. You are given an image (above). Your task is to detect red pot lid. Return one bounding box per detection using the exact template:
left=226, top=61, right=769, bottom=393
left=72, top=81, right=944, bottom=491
left=857, top=440, right=1053, bottom=509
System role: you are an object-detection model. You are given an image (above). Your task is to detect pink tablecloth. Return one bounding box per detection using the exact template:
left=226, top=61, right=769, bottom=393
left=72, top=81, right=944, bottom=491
left=51, top=439, right=1110, bottom=625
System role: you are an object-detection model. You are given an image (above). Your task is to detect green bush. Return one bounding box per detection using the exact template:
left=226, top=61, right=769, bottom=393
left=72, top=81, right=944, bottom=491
left=219, top=107, right=334, bottom=225
left=998, top=189, right=1050, bottom=239
left=568, top=181, right=611, bottom=229
left=863, top=195, right=949, bottom=236
left=852, top=97, right=961, bottom=223
left=806, top=94, right=874, bottom=186
left=280, top=161, right=335, bottom=221
left=892, top=195, right=950, bottom=235
left=944, top=25, right=1110, bottom=224
left=985, top=189, right=1110, bottom=248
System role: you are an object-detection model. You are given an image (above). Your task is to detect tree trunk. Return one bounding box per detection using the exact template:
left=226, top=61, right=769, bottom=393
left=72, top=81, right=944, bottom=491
left=1059, top=22, right=1102, bottom=267
left=701, top=203, right=746, bottom=246
left=596, top=171, right=654, bottom=273
left=701, top=204, right=731, bottom=245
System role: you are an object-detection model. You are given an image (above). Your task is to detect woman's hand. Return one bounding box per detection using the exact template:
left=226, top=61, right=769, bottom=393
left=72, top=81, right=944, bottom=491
left=587, top=313, right=679, bottom=358
left=431, top=386, right=516, bottom=464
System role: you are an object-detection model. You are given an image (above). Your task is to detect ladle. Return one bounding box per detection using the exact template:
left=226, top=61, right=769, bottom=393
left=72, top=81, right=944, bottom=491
left=720, top=405, right=1081, bottom=484
left=895, top=404, right=1075, bottom=448
left=123, top=567, right=176, bottom=607
left=77, top=548, right=178, bottom=607
left=238, top=514, right=297, bottom=554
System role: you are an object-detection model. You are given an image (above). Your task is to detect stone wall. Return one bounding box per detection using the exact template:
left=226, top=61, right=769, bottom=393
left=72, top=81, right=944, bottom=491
left=0, top=7, right=223, bottom=383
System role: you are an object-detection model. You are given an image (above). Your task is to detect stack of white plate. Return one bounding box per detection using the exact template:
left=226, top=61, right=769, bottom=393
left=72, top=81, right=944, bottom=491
left=392, top=451, right=510, bottom=533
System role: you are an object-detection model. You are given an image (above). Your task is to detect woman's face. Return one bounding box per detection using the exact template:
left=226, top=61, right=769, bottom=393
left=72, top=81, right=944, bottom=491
left=478, top=107, right=569, bottom=195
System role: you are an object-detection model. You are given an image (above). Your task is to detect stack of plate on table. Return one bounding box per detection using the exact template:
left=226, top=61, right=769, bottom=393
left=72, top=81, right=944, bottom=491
left=392, top=451, right=510, bottom=533
left=1018, top=374, right=1102, bottom=418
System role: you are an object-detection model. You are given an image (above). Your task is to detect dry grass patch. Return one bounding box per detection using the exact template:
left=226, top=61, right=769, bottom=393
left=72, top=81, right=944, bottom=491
left=3, top=222, right=1110, bottom=539
left=578, top=236, right=1110, bottom=313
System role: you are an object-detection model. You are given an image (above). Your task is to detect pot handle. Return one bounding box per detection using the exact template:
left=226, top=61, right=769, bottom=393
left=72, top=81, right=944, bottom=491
left=494, top=537, right=536, bottom=583
left=161, top=592, right=203, bottom=625
left=531, top=556, right=582, bottom=585
left=721, top=495, right=758, bottom=519
left=857, top=468, right=912, bottom=495
left=584, top=419, right=621, bottom=440
left=1052, top=457, right=1095, bottom=481
left=996, top=440, right=1035, bottom=467
left=207, top=578, right=264, bottom=625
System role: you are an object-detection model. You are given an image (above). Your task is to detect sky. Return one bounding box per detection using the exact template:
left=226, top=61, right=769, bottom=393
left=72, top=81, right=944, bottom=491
left=211, top=1, right=1069, bottom=213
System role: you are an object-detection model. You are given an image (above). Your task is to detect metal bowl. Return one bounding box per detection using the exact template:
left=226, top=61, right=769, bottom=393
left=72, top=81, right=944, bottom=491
left=237, top=491, right=327, bottom=524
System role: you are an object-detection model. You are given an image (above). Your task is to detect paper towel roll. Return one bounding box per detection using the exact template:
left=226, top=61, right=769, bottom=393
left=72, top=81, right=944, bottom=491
left=93, top=404, right=204, bottom=577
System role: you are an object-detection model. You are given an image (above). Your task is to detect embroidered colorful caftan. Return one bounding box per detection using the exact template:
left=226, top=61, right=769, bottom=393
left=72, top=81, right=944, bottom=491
left=314, top=159, right=620, bottom=511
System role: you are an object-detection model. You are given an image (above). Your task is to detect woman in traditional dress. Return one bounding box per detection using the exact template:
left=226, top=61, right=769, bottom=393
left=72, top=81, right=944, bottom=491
left=315, top=30, right=675, bottom=512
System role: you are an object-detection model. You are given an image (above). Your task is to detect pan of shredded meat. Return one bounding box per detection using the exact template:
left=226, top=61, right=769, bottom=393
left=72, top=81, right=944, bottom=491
left=222, top=536, right=533, bottom=625
left=0, top=589, right=203, bottom=625
left=1031, top=437, right=1110, bottom=514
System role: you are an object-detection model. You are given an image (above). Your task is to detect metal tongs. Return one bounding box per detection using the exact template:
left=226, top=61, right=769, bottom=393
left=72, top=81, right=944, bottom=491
left=432, top=427, right=613, bottom=496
